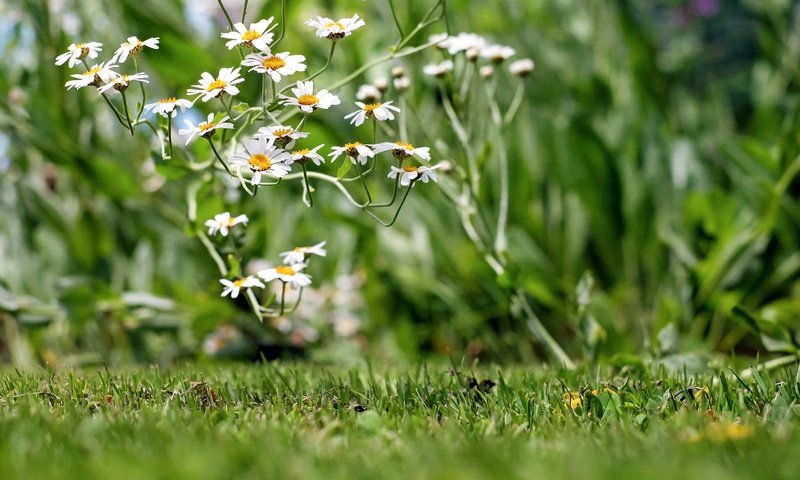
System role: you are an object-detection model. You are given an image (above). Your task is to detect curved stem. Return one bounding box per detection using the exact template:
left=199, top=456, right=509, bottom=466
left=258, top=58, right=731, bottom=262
left=273, top=0, right=288, bottom=46
left=503, top=82, right=525, bottom=125
left=132, top=57, right=147, bottom=121
left=362, top=185, right=412, bottom=227
left=279, top=282, right=287, bottom=316
left=301, top=163, right=314, bottom=207
left=216, top=0, right=235, bottom=30
left=241, top=0, right=248, bottom=22
left=198, top=231, right=228, bottom=276
left=166, top=115, right=173, bottom=158
left=120, top=90, right=135, bottom=136
left=370, top=160, right=402, bottom=208
left=207, top=138, right=234, bottom=175
left=355, top=160, right=373, bottom=205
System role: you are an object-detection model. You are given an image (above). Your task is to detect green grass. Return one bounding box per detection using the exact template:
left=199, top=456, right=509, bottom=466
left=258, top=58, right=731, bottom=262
left=1, top=363, right=799, bottom=479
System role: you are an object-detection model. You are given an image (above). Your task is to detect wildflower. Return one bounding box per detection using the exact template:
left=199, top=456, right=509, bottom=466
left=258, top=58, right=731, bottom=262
left=387, top=164, right=442, bottom=186
left=305, top=14, right=365, bottom=40
left=279, top=80, right=340, bottom=113
left=204, top=212, right=249, bottom=237
left=230, top=138, right=292, bottom=184
left=481, top=44, right=516, bottom=63
left=393, top=76, right=410, bottom=91
left=373, top=77, right=389, bottom=92
left=187, top=67, right=244, bottom=103
left=428, top=33, right=450, bottom=49
left=254, top=125, right=309, bottom=149
left=220, top=275, right=265, bottom=299
left=563, top=392, right=582, bottom=409
left=373, top=141, right=430, bottom=161
left=391, top=66, right=406, bottom=78
left=445, top=32, right=487, bottom=57
left=221, top=18, right=276, bottom=51
left=241, top=51, right=307, bottom=82
left=280, top=241, right=327, bottom=264
left=55, top=42, right=102, bottom=67
left=479, top=65, right=494, bottom=79
left=344, top=101, right=400, bottom=127
left=355, top=84, right=381, bottom=103
left=97, top=72, right=149, bottom=94
left=64, top=62, right=118, bottom=90
left=423, top=60, right=454, bottom=78
left=258, top=263, right=312, bottom=288
left=509, top=58, right=535, bottom=77
left=178, top=113, right=234, bottom=144
left=110, top=36, right=159, bottom=64
left=143, top=97, right=193, bottom=118
left=330, top=142, right=374, bottom=165
left=289, top=145, right=325, bottom=166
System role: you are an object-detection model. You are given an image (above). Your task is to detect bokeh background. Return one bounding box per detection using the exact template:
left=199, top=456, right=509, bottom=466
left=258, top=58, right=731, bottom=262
left=2, top=0, right=799, bottom=367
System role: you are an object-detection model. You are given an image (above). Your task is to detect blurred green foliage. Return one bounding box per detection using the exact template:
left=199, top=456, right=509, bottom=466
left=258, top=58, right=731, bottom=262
left=1, top=0, right=800, bottom=367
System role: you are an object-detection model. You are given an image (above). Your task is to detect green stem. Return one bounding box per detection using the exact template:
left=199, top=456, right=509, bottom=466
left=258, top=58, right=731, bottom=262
left=273, top=0, right=287, bottom=46
left=388, top=0, right=405, bottom=40
left=516, top=288, right=576, bottom=369
left=279, top=282, right=287, bottom=316
left=369, top=160, right=402, bottom=208
left=99, top=92, right=130, bottom=129
left=355, top=160, right=373, bottom=205
left=362, top=185, right=412, bottom=227
left=207, top=138, right=234, bottom=175
left=120, top=90, right=135, bottom=136
left=216, top=0, right=234, bottom=30
left=198, top=231, right=228, bottom=276
left=132, top=57, right=147, bottom=121
left=301, top=163, right=314, bottom=207
left=241, top=0, right=248, bottom=22
left=166, top=115, right=173, bottom=158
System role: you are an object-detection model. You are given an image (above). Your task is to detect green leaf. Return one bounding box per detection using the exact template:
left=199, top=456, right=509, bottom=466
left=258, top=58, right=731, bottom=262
left=337, top=161, right=352, bottom=179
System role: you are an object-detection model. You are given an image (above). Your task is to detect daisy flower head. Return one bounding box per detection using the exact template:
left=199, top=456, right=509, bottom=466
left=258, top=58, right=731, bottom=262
left=289, top=144, right=325, bottom=166
left=344, top=101, right=400, bottom=127
left=220, top=275, right=265, bottom=299
left=423, top=60, right=454, bottom=79
left=143, top=97, right=193, bottom=118
left=221, top=18, right=276, bottom=51
left=446, top=32, right=487, bottom=58
left=509, top=58, right=535, bottom=77
left=187, top=67, right=244, bottom=103
left=258, top=263, right=312, bottom=289
left=279, top=80, right=340, bottom=113
left=388, top=163, right=442, bottom=187
left=64, top=62, right=118, bottom=90
left=479, top=65, right=494, bottom=79
left=428, top=33, right=450, bottom=50
left=329, top=142, right=374, bottom=165
left=241, top=51, right=307, bottom=83
left=55, top=42, right=102, bottom=67
left=178, top=113, right=234, bottom=144
left=280, top=241, right=327, bottom=265
left=230, top=138, right=292, bottom=185
left=355, top=84, right=381, bottom=103
left=305, top=14, right=365, bottom=40
left=254, top=124, right=309, bottom=149
left=393, top=76, right=411, bottom=91
left=204, top=212, right=249, bottom=237
left=481, top=44, right=516, bottom=63
left=110, top=36, right=159, bottom=64
left=373, top=141, right=430, bottom=161
left=97, top=72, right=149, bottom=94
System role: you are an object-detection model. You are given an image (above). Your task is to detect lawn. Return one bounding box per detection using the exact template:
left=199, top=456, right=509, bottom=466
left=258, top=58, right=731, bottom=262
left=2, top=363, right=799, bottom=479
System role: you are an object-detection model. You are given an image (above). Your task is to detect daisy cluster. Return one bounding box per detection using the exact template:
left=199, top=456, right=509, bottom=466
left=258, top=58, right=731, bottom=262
left=56, top=37, right=157, bottom=93
left=423, top=32, right=534, bottom=78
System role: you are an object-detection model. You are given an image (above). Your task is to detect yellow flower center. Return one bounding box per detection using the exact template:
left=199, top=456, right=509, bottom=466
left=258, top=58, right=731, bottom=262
left=233, top=278, right=246, bottom=287
left=262, top=56, right=286, bottom=70
left=206, top=79, right=227, bottom=92
left=76, top=43, right=90, bottom=58
left=276, top=265, right=296, bottom=276
left=242, top=30, right=261, bottom=42
left=395, top=142, right=414, bottom=150
left=83, top=65, right=102, bottom=77
left=158, top=97, right=177, bottom=104
left=363, top=102, right=382, bottom=113
left=293, top=247, right=303, bottom=252
left=344, top=142, right=362, bottom=156
left=273, top=128, right=293, bottom=137
left=297, top=94, right=319, bottom=106
left=227, top=217, right=237, bottom=226
left=324, top=21, right=345, bottom=30
left=198, top=121, right=216, bottom=132
left=292, top=148, right=310, bottom=156
left=248, top=153, right=272, bottom=171
left=402, top=165, right=418, bottom=172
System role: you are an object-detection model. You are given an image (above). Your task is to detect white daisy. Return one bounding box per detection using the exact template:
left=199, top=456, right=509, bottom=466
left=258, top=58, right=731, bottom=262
left=509, top=58, right=535, bottom=77
left=479, top=65, right=494, bottom=78
left=221, top=18, right=276, bottom=51
left=373, top=77, right=389, bottom=92
left=355, top=84, right=381, bottom=102
left=220, top=275, right=265, bottom=299
left=204, top=212, right=249, bottom=237
left=428, top=33, right=450, bottom=50
left=143, top=97, right=193, bottom=118
left=387, top=164, right=442, bottom=186
left=344, top=101, right=400, bottom=127
left=187, top=67, right=244, bottom=103
left=393, top=76, right=410, bottom=91
left=305, top=14, right=365, bottom=40
left=445, top=32, right=487, bottom=56
left=279, top=80, right=340, bottom=113
left=373, top=141, right=430, bottom=161
left=289, top=145, right=325, bottom=166
left=178, top=113, right=234, bottom=144
left=55, top=42, right=102, bottom=68
left=253, top=125, right=309, bottom=149
left=279, top=241, right=327, bottom=265
left=241, top=51, right=307, bottom=82
left=258, top=263, right=312, bottom=288
left=481, top=44, right=516, bottom=63
left=329, top=142, right=374, bottom=165
left=230, top=138, right=292, bottom=184
left=422, top=60, right=454, bottom=78
left=97, top=72, right=149, bottom=94
left=64, top=62, right=118, bottom=90
left=110, top=36, right=160, bottom=64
